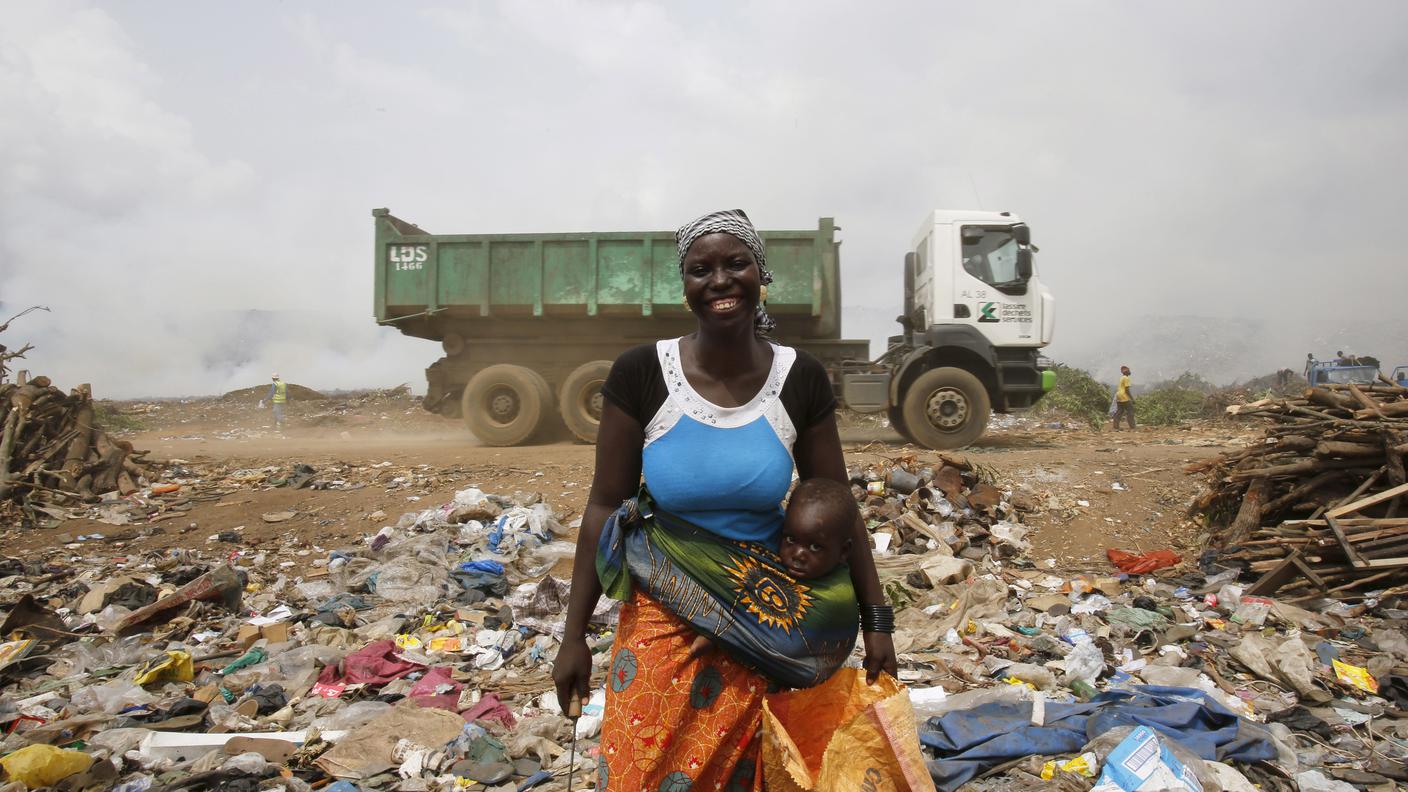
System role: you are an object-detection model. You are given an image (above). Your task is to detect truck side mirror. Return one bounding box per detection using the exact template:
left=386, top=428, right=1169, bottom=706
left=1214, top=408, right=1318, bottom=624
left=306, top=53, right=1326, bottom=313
left=1016, top=249, right=1033, bottom=280
left=1012, top=224, right=1031, bottom=245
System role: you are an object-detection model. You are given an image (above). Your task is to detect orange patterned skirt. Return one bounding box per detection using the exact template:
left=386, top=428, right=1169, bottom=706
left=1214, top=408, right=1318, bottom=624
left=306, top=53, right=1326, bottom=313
left=599, top=592, right=765, bottom=791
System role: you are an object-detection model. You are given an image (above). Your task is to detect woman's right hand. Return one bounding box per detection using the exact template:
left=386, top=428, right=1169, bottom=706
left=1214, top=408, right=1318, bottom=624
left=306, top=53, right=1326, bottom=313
left=552, top=636, right=593, bottom=715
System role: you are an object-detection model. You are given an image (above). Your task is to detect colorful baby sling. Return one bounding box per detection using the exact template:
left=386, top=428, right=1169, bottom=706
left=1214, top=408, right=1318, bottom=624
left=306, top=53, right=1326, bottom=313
left=596, top=490, right=859, bottom=689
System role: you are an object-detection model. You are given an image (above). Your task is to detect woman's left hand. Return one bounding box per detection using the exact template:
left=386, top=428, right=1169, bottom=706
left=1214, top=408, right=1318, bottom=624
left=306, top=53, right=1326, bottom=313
left=862, top=631, right=899, bottom=684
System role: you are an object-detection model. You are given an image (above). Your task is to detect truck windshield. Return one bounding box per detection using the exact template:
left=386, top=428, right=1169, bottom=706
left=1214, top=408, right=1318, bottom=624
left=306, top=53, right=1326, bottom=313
left=961, top=227, right=1024, bottom=292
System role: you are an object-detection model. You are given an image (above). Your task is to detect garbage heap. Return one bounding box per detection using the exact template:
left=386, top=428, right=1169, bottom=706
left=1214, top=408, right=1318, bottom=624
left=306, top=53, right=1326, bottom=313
left=859, top=456, right=1408, bottom=791
left=1189, top=382, right=1408, bottom=601
left=1, top=378, right=165, bottom=514
left=0, top=486, right=603, bottom=791
left=4, top=451, right=1408, bottom=791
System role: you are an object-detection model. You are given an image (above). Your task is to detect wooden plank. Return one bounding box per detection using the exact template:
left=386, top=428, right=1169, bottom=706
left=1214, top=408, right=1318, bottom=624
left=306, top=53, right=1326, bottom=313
left=1327, top=516, right=1367, bottom=569
left=1291, top=555, right=1328, bottom=591
left=1282, top=517, right=1408, bottom=528
left=1246, top=550, right=1304, bottom=597
left=1326, top=481, right=1408, bottom=518
left=1360, top=557, right=1408, bottom=569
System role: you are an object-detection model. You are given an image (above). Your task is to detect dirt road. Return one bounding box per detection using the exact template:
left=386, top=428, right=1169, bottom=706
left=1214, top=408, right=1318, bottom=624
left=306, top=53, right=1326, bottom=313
left=10, top=396, right=1253, bottom=576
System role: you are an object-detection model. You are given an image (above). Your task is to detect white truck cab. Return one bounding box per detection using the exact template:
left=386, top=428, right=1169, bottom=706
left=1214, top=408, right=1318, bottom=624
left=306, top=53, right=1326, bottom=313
left=842, top=210, right=1056, bottom=449
left=912, top=211, right=1054, bottom=349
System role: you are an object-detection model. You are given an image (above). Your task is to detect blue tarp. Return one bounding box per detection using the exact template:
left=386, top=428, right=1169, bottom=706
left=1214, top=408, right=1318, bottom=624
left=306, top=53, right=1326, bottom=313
left=920, top=685, right=1277, bottom=791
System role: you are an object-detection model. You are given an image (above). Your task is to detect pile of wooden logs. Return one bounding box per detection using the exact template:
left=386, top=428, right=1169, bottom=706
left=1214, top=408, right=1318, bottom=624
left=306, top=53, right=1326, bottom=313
left=1188, top=380, right=1408, bottom=602
left=0, top=375, right=161, bottom=509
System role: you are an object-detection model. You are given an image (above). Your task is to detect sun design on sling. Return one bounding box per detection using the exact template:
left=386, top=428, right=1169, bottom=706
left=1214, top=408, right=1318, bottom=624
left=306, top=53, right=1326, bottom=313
left=722, top=556, right=813, bottom=634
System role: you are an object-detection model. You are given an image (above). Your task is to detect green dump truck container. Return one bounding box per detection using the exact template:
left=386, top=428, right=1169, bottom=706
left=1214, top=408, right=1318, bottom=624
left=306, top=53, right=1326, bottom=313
left=374, top=208, right=870, bottom=445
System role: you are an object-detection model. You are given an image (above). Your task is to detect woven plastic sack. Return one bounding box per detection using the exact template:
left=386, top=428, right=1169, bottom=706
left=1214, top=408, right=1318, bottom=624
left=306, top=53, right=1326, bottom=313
left=762, top=668, right=936, bottom=792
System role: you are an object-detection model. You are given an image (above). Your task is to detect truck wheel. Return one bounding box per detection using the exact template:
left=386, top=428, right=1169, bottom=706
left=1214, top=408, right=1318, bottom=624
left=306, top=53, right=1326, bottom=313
left=887, top=406, right=919, bottom=445
left=461, top=364, right=549, bottom=446
left=900, top=367, right=991, bottom=450
left=559, top=360, right=613, bottom=443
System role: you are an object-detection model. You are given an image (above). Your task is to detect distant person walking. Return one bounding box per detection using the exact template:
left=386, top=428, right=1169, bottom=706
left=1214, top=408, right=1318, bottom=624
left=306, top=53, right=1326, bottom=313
left=1112, top=365, right=1135, bottom=431
left=264, top=373, right=288, bottom=431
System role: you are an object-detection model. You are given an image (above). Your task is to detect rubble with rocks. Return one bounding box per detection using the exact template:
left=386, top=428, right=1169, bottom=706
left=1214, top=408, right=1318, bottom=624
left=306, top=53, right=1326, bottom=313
left=3, top=439, right=1408, bottom=790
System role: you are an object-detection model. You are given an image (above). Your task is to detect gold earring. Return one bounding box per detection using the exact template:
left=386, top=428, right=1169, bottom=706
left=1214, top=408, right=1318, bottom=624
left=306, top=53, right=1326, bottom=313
left=759, top=285, right=768, bottom=302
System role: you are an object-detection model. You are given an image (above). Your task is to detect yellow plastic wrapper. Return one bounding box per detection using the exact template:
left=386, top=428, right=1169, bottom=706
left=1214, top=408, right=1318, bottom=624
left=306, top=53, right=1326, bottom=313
left=1040, top=753, right=1098, bottom=780
left=0, top=743, right=95, bottom=788
left=133, top=650, right=194, bottom=686
left=394, top=634, right=423, bottom=650
left=427, top=636, right=463, bottom=653
left=1332, top=659, right=1379, bottom=693
left=762, top=668, right=937, bottom=792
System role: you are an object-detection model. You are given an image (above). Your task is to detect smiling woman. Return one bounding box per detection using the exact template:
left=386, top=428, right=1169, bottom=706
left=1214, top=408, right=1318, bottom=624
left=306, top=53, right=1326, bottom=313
left=553, top=209, right=898, bottom=791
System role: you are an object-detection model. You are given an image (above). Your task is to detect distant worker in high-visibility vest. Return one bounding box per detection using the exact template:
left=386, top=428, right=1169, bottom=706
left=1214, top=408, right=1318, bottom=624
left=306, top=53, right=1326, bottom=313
left=264, top=373, right=288, bottom=431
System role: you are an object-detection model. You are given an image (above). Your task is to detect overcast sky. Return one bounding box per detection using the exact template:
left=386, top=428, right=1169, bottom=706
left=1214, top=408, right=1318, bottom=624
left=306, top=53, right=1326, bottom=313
left=3, top=1, right=1406, bottom=398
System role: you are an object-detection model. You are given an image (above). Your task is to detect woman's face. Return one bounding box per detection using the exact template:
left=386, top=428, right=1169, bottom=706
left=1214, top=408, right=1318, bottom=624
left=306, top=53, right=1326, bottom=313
left=681, top=232, right=760, bottom=330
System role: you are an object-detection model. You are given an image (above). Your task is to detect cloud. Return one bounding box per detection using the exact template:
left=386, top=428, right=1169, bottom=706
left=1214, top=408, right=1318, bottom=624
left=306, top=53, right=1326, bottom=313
left=3, top=1, right=1406, bottom=400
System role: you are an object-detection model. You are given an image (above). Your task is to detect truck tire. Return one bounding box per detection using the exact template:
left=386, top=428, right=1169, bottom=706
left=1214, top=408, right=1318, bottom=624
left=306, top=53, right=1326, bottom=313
left=900, top=367, right=991, bottom=450
left=559, top=360, right=613, bottom=443
left=461, top=364, right=550, bottom=446
left=887, top=406, right=919, bottom=445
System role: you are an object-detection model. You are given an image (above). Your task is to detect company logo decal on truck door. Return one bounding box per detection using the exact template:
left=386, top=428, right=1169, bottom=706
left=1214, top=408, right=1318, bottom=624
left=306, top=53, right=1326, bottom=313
left=977, top=301, right=1034, bottom=324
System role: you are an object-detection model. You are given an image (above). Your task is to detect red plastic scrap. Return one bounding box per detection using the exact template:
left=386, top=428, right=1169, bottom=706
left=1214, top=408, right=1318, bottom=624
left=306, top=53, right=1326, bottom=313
left=1106, top=548, right=1180, bottom=574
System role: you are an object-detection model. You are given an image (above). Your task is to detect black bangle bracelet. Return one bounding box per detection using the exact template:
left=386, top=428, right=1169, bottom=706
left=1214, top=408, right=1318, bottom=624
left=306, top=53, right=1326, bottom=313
left=860, top=604, right=895, bottom=633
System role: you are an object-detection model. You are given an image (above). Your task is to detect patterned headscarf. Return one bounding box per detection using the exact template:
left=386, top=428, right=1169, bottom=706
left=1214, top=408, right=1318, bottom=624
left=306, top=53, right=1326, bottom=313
left=675, top=209, right=776, bottom=336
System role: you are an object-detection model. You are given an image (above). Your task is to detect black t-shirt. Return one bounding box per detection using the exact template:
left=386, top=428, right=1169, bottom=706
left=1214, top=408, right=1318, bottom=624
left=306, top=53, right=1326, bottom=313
left=601, top=342, right=837, bottom=435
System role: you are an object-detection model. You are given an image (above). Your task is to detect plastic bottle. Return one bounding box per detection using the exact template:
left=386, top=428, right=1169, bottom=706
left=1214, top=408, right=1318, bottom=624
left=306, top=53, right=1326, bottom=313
left=1068, top=679, right=1097, bottom=701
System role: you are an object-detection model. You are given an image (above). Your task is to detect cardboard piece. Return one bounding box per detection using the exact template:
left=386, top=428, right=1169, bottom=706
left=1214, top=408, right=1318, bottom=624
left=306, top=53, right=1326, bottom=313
left=77, top=575, right=136, bottom=615
left=314, top=702, right=468, bottom=779
left=235, top=621, right=291, bottom=649
left=225, top=736, right=298, bottom=763
left=1091, top=726, right=1202, bottom=792
left=138, top=729, right=347, bottom=763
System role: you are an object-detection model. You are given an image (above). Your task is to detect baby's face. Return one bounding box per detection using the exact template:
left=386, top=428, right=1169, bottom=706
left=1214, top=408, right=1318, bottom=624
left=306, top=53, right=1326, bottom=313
left=780, top=504, right=848, bottom=580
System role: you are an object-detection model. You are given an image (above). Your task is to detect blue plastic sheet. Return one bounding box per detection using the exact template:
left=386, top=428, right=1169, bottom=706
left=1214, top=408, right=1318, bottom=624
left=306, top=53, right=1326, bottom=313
left=458, top=560, right=506, bottom=575
left=920, top=685, right=1277, bottom=791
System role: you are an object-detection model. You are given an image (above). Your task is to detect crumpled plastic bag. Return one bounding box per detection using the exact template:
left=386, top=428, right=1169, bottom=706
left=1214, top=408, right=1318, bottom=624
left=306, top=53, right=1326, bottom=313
left=133, top=650, right=194, bottom=686
left=0, top=743, right=95, bottom=787
left=1229, top=634, right=1330, bottom=703
left=1105, top=607, right=1170, bottom=630
left=70, top=679, right=156, bottom=714
left=762, top=669, right=936, bottom=792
